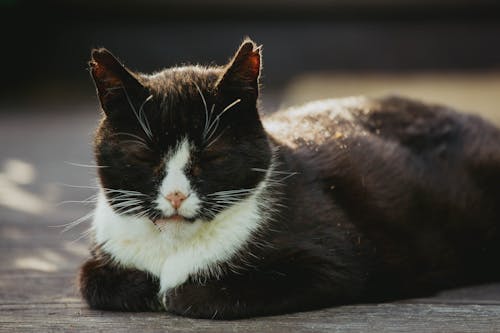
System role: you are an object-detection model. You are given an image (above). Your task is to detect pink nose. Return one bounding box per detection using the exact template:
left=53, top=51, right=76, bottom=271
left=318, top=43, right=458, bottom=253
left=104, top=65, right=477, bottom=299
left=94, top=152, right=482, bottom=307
left=165, top=191, right=187, bottom=209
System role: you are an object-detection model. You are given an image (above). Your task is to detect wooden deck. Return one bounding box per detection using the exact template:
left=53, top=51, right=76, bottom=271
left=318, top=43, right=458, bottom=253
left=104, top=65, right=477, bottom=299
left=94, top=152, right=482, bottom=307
left=3, top=211, right=500, bottom=332
left=1, top=77, right=500, bottom=332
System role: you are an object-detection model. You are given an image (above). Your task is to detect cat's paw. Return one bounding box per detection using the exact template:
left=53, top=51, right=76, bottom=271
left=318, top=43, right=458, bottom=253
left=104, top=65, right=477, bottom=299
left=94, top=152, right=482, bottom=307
left=79, top=257, right=162, bottom=312
left=161, top=284, right=227, bottom=319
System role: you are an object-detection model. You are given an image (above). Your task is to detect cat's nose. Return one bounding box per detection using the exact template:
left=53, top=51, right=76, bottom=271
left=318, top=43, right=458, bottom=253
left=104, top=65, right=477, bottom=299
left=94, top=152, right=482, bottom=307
left=165, top=191, right=187, bottom=209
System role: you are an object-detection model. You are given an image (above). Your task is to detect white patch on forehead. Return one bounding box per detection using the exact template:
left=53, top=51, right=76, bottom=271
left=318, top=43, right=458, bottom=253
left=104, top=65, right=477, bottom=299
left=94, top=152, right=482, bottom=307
left=167, top=139, right=191, bottom=174
left=154, top=138, right=201, bottom=218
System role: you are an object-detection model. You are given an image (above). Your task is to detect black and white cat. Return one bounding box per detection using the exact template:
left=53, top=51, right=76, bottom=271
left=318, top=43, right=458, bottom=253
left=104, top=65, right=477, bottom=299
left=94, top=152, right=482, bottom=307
left=79, top=39, right=500, bottom=319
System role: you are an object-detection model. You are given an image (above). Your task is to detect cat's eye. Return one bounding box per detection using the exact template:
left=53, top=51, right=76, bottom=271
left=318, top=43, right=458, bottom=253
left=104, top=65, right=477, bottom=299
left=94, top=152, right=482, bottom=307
left=122, top=142, right=156, bottom=163
left=131, top=149, right=155, bottom=163
left=203, top=153, right=227, bottom=164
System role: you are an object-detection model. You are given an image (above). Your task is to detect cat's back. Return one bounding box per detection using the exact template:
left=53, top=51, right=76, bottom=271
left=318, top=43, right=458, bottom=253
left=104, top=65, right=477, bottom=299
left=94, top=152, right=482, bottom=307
left=264, top=95, right=500, bottom=173
left=264, top=95, right=498, bottom=150
left=265, top=95, right=500, bottom=291
left=265, top=95, right=500, bottom=205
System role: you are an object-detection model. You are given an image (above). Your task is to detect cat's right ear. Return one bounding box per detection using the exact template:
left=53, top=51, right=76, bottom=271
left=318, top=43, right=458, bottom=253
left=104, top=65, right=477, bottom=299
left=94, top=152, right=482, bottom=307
left=89, top=48, right=147, bottom=118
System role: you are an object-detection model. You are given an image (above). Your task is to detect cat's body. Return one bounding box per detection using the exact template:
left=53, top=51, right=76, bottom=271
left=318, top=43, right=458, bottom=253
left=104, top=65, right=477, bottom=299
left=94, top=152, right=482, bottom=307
left=79, top=40, right=500, bottom=319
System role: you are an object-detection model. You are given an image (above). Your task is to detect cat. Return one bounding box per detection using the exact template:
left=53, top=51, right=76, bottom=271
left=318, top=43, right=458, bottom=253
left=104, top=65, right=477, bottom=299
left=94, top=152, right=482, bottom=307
left=79, top=38, right=500, bottom=319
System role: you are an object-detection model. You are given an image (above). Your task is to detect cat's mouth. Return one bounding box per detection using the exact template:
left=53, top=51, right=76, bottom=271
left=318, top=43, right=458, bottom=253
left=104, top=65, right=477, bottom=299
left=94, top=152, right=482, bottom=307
left=153, top=214, right=196, bottom=225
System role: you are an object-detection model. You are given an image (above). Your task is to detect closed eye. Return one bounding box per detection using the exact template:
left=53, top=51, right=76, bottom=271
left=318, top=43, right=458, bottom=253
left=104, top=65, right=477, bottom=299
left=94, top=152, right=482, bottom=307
left=121, top=141, right=157, bottom=163
left=203, top=154, right=226, bottom=164
left=121, top=140, right=152, bottom=151
left=190, top=152, right=226, bottom=176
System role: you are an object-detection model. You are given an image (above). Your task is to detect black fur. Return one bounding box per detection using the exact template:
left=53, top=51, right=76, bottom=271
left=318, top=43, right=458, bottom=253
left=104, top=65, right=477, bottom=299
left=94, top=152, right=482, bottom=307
left=79, top=247, right=162, bottom=311
left=79, top=39, right=500, bottom=319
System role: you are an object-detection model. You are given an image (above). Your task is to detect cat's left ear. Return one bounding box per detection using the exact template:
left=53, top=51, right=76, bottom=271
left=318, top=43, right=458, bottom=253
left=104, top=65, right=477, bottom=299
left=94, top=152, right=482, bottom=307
left=217, top=39, right=261, bottom=100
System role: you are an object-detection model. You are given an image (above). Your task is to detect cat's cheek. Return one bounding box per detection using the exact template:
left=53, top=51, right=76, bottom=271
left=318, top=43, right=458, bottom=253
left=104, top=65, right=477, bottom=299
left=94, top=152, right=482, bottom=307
left=177, top=195, right=202, bottom=219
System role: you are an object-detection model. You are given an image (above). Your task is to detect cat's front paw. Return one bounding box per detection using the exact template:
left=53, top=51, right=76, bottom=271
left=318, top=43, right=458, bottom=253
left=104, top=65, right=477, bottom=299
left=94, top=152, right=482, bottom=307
left=161, top=283, right=229, bottom=319
left=79, top=257, right=162, bottom=312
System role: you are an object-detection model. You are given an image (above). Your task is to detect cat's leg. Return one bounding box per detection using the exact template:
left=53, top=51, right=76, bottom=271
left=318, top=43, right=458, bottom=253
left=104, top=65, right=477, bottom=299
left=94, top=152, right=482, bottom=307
left=79, top=256, right=162, bottom=311
left=162, top=247, right=365, bottom=319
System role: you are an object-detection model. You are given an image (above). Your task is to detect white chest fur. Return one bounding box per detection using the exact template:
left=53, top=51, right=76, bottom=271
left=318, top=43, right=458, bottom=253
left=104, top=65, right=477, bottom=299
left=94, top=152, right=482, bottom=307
left=92, top=178, right=269, bottom=293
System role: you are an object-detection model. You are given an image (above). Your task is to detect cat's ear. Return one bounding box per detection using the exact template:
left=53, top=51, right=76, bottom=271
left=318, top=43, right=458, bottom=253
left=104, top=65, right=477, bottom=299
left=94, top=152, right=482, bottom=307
left=217, top=39, right=261, bottom=100
left=89, top=48, right=147, bottom=118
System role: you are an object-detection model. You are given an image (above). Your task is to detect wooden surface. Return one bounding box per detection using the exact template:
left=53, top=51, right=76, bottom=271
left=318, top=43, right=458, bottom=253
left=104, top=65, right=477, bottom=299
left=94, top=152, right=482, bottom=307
left=4, top=229, right=500, bottom=333
left=1, top=83, right=500, bottom=332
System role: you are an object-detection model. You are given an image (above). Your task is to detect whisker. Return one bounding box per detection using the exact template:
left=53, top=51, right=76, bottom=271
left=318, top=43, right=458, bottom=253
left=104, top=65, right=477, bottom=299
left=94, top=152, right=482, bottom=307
left=107, top=195, right=143, bottom=202
left=205, top=128, right=227, bottom=149
left=138, top=94, right=154, bottom=139
left=204, top=99, right=241, bottom=142
left=251, top=168, right=298, bottom=176
left=121, top=85, right=154, bottom=141
left=102, top=189, right=148, bottom=197
left=120, top=140, right=153, bottom=151
left=110, top=200, right=142, bottom=208
left=276, top=173, right=299, bottom=182
left=112, top=132, right=149, bottom=144
left=56, top=197, right=98, bottom=207
left=107, top=199, right=147, bottom=208
left=207, top=188, right=254, bottom=196
left=62, top=212, right=94, bottom=233
left=64, top=161, right=108, bottom=169
left=221, top=99, right=242, bottom=115
left=204, top=104, right=217, bottom=141
left=109, top=198, right=143, bottom=206
left=251, top=167, right=299, bottom=183
left=208, top=197, right=249, bottom=203
left=59, top=184, right=148, bottom=200
left=69, top=226, right=94, bottom=244
left=210, top=188, right=254, bottom=194
left=56, top=200, right=97, bottom=205
left=135, top=208, right=151, bottom=219
left=57, top=183, right=101, bottom=190
left=49, top=211, right=94, bottom=233
left=194, top=82, right=210, bottom=138
left=115, top=205, right=143, bottom=216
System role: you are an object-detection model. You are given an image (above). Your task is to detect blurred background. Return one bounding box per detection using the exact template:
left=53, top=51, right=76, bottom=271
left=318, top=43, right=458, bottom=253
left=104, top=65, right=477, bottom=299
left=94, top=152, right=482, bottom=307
left=0, top=0, right=500, bottom=275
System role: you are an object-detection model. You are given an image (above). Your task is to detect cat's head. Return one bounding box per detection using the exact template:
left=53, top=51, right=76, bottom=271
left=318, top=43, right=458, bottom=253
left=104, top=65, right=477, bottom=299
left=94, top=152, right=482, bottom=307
left=90, top=39, right=272, bottom=227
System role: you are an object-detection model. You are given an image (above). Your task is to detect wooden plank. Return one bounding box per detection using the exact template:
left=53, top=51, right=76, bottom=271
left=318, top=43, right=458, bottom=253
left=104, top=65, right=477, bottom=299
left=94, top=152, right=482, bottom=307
left=4, top=267, right=500, bottom=331
left=4, top=270, right=500, bottom=306
left=0, top=273, right=80, bottom=305
left=407, top=283, right=500, bottom=305
left=3, top=268, right=500, bottom=331
left=2, top=303, right=500, bottom=333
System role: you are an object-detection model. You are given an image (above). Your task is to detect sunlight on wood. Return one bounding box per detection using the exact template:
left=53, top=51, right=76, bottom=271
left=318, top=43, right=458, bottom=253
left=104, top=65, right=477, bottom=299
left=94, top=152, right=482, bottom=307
left=15, top=257, right=58, bottom=272
left=0, top=159, right=50, bottom=215
left=4, top=159, right=36, bottom=185
left=2, top=226, right=28, bottom=241
left=13, top=249, right=70, bottom=272
left=63, top=242, right=89, bottom=256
